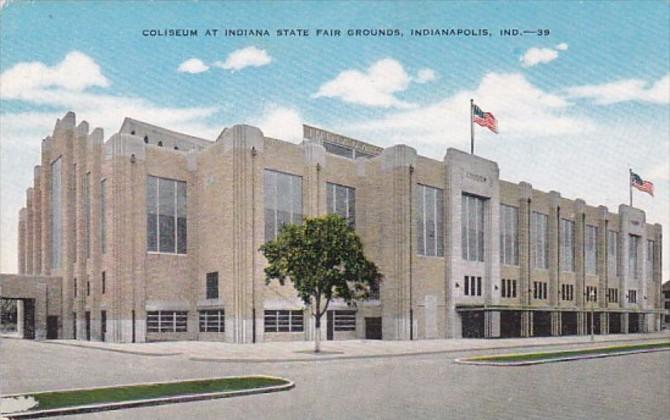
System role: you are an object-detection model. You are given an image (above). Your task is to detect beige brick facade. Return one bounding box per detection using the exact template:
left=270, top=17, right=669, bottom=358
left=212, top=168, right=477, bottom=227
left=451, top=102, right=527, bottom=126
left=10, top=112, right=664, bottom=343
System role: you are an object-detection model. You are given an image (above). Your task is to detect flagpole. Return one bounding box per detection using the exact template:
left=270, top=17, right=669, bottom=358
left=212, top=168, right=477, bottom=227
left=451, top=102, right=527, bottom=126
left=629, top=168, right=633, bottom=207
left=470, top=98, right=474, bottom=154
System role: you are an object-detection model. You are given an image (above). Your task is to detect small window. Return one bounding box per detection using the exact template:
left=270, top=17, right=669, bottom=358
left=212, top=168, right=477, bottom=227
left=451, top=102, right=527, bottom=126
left=206, top=272, right=219, bottom=300
left=87, top=280, right=90, bottom=296
left=501, top=279, right=517, bottom=298
left=74, top=278, right=77, bottom=297
left=264, top=310, right=304, bottom=332
left=131, top=130, right=136, bottom=135
left=174, top=146, right=179, bottom=150
left=333, top=310, right=356, bottom=331
left=199, top=310, right=225, bottom=332
left=157, top=141, right=163, bottom=147
left=102, top=271, right=106, bottom=294
left=143, top=135, right=148, bottom=143
left=146, top=311, right=188, bottom=333
left=464, top=276, right=482, bottom=296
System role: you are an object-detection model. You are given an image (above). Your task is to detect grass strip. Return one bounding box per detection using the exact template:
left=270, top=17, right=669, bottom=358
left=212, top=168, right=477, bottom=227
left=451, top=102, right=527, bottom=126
left=467, top=341, right=670, bottom=363
left=26, top=376, right=288, bottom=411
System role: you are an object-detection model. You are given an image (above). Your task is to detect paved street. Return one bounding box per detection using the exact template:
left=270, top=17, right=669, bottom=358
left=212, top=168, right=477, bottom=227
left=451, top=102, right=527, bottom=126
left=2, top=338, right=669, bottom=419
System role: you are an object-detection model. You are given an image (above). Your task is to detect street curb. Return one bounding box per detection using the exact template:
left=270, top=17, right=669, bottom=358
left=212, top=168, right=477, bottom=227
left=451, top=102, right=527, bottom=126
left=454, top=347, right=670, bottom=367
left=37, top=340, right=181, bottom=357
left=188, top=335, right=670, bottom=364
left=1, top=375, right=294, bottom=419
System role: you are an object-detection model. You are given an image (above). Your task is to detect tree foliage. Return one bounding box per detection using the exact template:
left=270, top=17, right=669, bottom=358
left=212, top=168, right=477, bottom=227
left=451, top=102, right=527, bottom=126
left=260, top=214, right=382, bottom=321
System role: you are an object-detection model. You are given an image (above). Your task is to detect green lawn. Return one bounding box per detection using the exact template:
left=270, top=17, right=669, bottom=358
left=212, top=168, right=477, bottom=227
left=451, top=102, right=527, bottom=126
left=25, top=376, right=289, bottom=411
left=467, top=341, right=670, bottom=363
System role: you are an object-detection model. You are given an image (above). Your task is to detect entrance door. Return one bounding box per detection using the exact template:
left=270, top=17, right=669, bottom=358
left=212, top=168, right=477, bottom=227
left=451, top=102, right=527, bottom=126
left=365, top=317, right=382, bottom=339
left=23, top=299, right=35, bottom=339
left=629, top=313, right=640, bottom=333
left=85, top=311, right=91, bottom=340
left=326, top=311, right=334, bottom=340
left=47, top=316, right=58, bottom=339
left=461, top=311, right=485, bottom=338
left=101, top=311, right=107, bottom=342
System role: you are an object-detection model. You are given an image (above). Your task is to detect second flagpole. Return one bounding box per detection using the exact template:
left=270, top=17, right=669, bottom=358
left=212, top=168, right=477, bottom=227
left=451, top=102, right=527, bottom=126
left=470, top=98, right=474, bottom=154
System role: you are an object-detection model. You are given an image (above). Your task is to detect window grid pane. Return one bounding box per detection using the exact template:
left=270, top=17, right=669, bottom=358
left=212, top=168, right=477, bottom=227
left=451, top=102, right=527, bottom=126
left=334, top=310, right=356, bottom=331
left=327, top=183, right=356, bottom=227
left=264, top=170, right=303, bottom=242
left=462, top=195, right=485, bottom=262
left=146, top=176, right=187, bottom=254
left=199, top=310, right=225, bottom=332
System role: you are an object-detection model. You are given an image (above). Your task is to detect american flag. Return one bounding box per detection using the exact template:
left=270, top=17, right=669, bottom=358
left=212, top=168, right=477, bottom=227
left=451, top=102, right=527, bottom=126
left=631, top=171, right=654, bottom=196
left=472, top=104, right=498, bottom=134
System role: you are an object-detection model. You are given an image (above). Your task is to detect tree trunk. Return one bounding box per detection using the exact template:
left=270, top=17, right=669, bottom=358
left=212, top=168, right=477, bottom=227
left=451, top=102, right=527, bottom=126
left=314, top=315, right=321, bottom=353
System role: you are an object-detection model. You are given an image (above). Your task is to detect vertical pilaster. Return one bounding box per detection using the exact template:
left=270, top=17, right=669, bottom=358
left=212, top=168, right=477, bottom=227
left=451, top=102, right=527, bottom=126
left=575, top=199, right=586, bottom=308
left=377, top=145, right=416, bottom=341
left=32, top=167, right=42, bottom=274
left=484, top=311, right=500, bottom=338
left=597, top=206, right=608, bottom=309
left=86, top=123, right=104, bottom=340
left=40, top=137, right=52, bottom=275
left=551, top=311, right=561, bottom=336
left=18, top=209, right=26, bottom=274
left=106, top=129, right=145, bottom=342
left=518, top=182, right=532, bottom=307
left=548, top=192, right=560, bottom=307
left=303, top=141, right=327, bottom=343
left=59, top=113, right=77, bottom=338
left=221, top=125, right=265, bottom=343
left=521, top=311, right=531, bottom=337
left=600, top=312, right=609, bottom=335
left=25, top=189, right=34, bottom=274
left=653, top=224, right=662, bottom=331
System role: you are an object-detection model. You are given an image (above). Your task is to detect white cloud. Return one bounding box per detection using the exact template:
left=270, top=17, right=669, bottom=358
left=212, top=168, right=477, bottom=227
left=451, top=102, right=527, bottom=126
left=0, top=52, right=224, bottom=272
left=555, top=43, right=569, bottom=51
left=214, top=46, right=272, bottom=72
left=177, top=58, right=209, bottom=74
left=646, top=160, right=670, bottom=182
left=0, top=0, right=16, bottom=10
left=348, top=72, right=589, bottom=151
left=415, top=68, right=437, bottom=84
left=520, top=47, right=559, bottom=67
left=313, top=58, right=416, bottom=109
left=252, top=105, right=303, bottom=142
left=0, top=51, right=109, bottom=99
left=566, top=74, right=670, bottom=105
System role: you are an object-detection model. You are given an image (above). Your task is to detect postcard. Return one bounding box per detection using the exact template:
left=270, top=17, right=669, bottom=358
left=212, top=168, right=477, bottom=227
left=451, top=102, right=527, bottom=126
left=0, top=1, right=668, bottom=419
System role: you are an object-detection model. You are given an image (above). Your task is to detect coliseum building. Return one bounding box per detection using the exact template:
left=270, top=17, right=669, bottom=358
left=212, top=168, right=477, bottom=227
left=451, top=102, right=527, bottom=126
left=3, top=111, right=664, bottom=343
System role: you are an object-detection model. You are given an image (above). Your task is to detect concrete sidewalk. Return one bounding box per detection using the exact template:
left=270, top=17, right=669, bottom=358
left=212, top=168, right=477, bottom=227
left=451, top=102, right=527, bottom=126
left=40, top=331, right=670, bottom=362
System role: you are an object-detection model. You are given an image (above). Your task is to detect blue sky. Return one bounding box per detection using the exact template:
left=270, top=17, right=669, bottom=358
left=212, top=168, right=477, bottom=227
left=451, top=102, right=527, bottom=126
left=1, top=0, right=668, bottom=276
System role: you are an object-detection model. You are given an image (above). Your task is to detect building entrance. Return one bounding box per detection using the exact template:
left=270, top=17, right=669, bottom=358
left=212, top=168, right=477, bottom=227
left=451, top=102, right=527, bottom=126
left=47, top=316, right=58, bottom=339
left=533, top=311, right=552, bottom=337
left=629, top=313, right=640, bottom=333
left=500, top=311, right=522, bottom=337
left=461, top=311, right=485, bottom=338
left=85, top=311, right=91, bottom=340
left=365, top=317, right=382, bottom=339
left=561, top=312, right=578, bottom=335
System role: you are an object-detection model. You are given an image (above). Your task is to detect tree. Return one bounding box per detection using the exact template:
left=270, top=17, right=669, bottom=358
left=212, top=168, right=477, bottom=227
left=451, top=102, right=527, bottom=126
left=260, top=214, right=382, bottom=352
